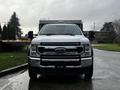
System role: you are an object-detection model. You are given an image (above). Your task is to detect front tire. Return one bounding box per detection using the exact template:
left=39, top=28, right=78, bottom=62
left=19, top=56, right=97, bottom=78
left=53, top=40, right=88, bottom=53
left=28, top=66, right=37, bottom=80
left=84, top=65, right=93, bottom=80
left=84, top=48, right=94, bottom=80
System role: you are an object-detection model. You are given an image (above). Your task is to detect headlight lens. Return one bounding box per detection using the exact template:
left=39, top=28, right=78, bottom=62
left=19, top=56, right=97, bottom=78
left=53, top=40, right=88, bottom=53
left=30, top=44, right=39, bottom=57
left=31, top=44, right=37, bottom=51
left=84, top=44, right=90, bottom=51
left=81, top=43, right=91, bottom=57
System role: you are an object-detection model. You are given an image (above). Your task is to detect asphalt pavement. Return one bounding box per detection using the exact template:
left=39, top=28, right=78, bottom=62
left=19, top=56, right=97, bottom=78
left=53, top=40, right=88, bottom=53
left=0, top=49, right=120, bottom=90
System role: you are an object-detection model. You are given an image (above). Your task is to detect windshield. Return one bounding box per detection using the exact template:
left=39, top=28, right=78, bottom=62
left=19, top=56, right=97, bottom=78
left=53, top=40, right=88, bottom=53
left=39, top=24, right=83, bottom=35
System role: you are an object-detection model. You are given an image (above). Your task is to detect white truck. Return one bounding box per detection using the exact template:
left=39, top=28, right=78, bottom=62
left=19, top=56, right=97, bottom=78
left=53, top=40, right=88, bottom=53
left=28, top=20, right=93, bottom=79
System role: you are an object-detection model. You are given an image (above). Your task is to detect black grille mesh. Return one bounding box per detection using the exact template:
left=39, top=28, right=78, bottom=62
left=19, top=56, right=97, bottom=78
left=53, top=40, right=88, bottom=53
left=40, top=42, right=81, bottom=46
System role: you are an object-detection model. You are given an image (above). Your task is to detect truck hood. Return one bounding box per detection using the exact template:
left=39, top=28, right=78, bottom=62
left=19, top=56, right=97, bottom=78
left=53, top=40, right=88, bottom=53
left=32, top=35, right=89, bottom=44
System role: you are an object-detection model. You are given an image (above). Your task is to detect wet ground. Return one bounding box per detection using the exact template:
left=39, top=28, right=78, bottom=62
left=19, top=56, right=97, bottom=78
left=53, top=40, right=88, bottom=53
left=0, top=49, right=120, bottom=90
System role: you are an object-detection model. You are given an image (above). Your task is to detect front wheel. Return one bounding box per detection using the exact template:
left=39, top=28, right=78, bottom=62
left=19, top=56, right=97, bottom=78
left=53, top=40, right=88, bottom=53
left=84, top=65, right=93, bottom=80
left=28, top=66, right=37, bottom=80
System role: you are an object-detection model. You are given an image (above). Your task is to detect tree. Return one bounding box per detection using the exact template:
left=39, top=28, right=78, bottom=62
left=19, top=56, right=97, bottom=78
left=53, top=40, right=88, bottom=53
left=8, top=12, right=22, bottom=39
left=0, top=24, right=2, bottom=39
left=113, top=20, right=120, bottom=43
left=113, top=20, right=120, bottom=34
left=2, top=25, right=8, bottom=40
left=100, top=22, right=117, bottom=43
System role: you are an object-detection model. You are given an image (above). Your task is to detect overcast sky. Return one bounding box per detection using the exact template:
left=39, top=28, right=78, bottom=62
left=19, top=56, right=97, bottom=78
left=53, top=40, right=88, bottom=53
left=0, top=0, right=120, bottom=34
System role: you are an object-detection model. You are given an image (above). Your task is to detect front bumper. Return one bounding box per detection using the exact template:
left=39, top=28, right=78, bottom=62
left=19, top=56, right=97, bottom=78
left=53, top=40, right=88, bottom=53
left=28, top=56, right=93, bottom=74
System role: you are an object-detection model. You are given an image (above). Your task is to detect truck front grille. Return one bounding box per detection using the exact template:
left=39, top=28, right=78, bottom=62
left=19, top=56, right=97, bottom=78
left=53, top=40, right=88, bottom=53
left=37, top=47, right=84, bottom=54
left=38, top=42, right=83, bottom=66
left=40, top=42, right=81, bottom=46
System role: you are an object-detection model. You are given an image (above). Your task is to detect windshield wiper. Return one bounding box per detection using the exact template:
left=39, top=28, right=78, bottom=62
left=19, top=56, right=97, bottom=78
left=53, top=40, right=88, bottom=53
left=40, top=34, right=54, bottom=36
left=40, top=34, right=75, bottom=36
left=64, top=33, right=75, bottom=36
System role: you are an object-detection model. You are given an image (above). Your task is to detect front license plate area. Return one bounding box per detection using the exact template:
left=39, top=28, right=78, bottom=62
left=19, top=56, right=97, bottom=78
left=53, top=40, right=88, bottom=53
left=41, top=60, right=81, bottom=66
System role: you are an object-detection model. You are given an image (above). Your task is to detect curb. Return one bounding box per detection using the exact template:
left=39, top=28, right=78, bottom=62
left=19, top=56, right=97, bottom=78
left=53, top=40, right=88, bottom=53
left=0, top=63, right=28, bottom=77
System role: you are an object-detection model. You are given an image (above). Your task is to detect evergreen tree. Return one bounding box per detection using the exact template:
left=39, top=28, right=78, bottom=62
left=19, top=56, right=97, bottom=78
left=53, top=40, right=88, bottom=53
left=7, top=24, right=11, bottom=39
left=0, top=24, right=2, bottom=39
left=2, top=25, right=7, bottom=40
left=8, top=12, right=22, bottom=39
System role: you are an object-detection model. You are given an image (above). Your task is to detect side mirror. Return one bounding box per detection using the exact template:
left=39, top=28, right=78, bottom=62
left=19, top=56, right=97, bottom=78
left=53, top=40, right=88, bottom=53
left=83, top=32, right=88, bottom=38
left=28, top=31, right=33, bottom=40
left=89, top=31, right=95, bottom=41
left=84, top=33, right=87, bottom=37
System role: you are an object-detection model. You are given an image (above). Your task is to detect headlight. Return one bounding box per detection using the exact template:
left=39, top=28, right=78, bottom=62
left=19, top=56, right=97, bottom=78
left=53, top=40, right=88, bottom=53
left=84, top=44, right=90, bottom=51
left=81, top=43, right=91, bottom=57
left=30, top=44, right=39, bottom=57
left=31, top=44, right=37, bottom=51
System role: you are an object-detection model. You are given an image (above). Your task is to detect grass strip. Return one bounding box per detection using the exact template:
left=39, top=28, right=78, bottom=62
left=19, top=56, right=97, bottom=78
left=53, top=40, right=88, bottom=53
left=0, top=51, right=27, bottom=71
left=93, top=44, right=120, bottom=52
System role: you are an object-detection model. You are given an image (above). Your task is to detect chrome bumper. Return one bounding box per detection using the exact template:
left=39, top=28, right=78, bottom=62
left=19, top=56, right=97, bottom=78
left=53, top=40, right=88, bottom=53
left=28, top=56, right=93, bottom=68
